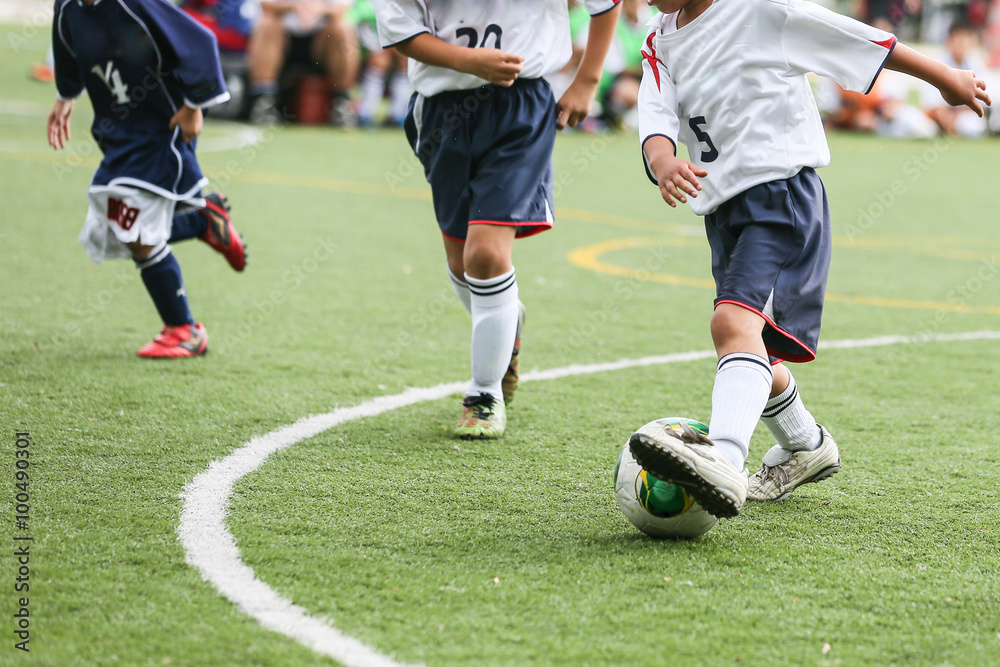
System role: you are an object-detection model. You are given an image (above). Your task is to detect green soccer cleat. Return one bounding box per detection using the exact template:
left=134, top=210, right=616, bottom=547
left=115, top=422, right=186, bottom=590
left=455, top=393, right=506, bottom=439
left=747, top=425, right=841, bottom=502
left=628, top=420, right=749, bottom=519
left=502, top=300, right=526, bottom=406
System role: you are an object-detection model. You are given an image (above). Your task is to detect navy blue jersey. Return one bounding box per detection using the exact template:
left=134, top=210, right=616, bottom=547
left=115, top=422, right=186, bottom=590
left=53, top=0, right=229, bottom=199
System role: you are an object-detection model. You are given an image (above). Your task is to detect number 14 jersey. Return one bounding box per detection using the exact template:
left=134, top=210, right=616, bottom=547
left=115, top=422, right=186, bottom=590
left=374, top=0, right=621, bottom=97
left=638, top=0, right=895, bottom=215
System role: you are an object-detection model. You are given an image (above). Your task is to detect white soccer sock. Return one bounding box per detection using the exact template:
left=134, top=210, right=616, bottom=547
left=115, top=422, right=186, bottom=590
left=389, top=71, right=411, bottom=122
left=447, top=266, right=472, bottom=314
left=359, top=67, right=387, bottom=122
left=465, top=268, right=518, bottom=400
left=761, top=371, right=822, bottom=451
left=708, top=353, right=774, bottom=471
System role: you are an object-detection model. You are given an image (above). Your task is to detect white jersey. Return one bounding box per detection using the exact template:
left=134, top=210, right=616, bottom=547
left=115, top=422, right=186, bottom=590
left=374, top=0, right=622, bottom=97
left=638, top=0, right=895, bottom=215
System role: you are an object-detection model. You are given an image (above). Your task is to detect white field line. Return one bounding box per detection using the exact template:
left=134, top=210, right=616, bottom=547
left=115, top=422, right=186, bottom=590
left=178, top=330, right=1000, bottom=667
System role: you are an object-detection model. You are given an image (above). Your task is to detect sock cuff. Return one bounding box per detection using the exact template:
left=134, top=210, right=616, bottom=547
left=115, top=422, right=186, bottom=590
left=717, top=352, right=773, bottom=383
left=447, top=266, right=467, bottom=290
left=135, top=243, right=171, bottom=270
left=251, top=81, right=278, bottom=97
left=762, top=385, right=798, bottom=419
left=465, top=268, right=515, bottom=297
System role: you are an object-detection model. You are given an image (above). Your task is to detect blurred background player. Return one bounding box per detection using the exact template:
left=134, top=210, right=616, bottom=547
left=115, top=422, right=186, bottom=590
left=374, top=0, right=622, bottom=439
left=352, top=0, right=410, bottom=127
left=246, top=0, right=359, bottom=126
left=49, top=0, right=246, bottom=359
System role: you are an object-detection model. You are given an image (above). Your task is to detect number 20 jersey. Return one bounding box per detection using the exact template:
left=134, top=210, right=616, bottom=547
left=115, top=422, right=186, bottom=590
left=374, top=0, right=621, bottom=97
left=638, top=0, right=896, bottom=215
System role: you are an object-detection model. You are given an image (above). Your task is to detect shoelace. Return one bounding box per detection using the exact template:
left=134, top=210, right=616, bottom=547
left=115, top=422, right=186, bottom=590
left=462, top=393, right=496, bottom=419
left=755, top=463, right=789, bottom=486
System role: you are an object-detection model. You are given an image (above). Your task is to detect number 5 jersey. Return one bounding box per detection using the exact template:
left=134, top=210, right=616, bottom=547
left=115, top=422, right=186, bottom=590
left=53, top=0, right=230, bottom=200
left=638, top=0, right=896, bottom=215
left=373, top=0, right=622, bottom=97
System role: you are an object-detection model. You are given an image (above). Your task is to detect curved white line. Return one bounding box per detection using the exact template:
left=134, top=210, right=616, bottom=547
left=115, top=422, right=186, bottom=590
left=178, top=330, right=1000, bottom=667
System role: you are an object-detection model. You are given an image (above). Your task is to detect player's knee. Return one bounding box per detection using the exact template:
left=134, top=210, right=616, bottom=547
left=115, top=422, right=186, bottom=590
left=710, top=304, right=764, bottom=349
left=463, top=242, right=509, bottom=279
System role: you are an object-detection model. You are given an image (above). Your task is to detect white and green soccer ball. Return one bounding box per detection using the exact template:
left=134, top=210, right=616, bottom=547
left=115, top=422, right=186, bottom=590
left=614, top=417, right=719, bottom=539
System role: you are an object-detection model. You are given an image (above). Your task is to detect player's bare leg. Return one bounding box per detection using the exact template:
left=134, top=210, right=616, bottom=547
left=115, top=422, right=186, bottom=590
left=247, top=6, right=288, bottom=125
left=127, top=242, right=207, bottom=359
left=314, top=8, right=359, bottom=127
left=448, top=225, right=519, bottom=438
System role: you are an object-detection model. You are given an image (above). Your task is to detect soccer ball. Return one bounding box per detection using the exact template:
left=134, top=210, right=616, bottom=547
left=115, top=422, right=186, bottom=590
left=614, top=417, right=719, bottom=539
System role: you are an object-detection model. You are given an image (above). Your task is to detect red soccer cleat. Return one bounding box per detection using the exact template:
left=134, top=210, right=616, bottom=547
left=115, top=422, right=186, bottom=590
left=198, top=192, right=247, bottom=272
left=137, top=322, right=209, bottom=359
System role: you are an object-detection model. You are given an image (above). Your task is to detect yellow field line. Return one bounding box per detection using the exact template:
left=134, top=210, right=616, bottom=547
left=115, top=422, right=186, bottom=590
left=568, top=237, right=1000, bottom=316
left=3, top=147, right=997, bottom=260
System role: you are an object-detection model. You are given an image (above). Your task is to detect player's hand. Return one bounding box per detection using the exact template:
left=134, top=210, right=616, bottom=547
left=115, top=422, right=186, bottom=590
left=556, top=79, right=599, bottom=130
left=649, top=152, right=707, bottom=208
left=170, top=105, right=203, bottom=143
left=467, top=49, right=524, bottom=87
left=47, top=98, right=74, bottom=150
left=939, top=68, right=991, bottom=117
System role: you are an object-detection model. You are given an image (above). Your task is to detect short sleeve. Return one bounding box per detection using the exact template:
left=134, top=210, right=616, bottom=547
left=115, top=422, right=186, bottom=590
left=781, top=0, right=896, bottom=94
left=373, top=0, right=430, bottom=49
left=585, top=0, right=622, bottom=17
left=638, top=32, right=681, bottom=185
left=52, top=1, right=84, bottom=101
left=136, top=0, right=230, bottom=108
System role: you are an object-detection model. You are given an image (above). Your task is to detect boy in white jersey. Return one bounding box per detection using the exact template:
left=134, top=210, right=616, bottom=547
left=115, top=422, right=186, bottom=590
left=375, top=0, right=622, bottom=438
left=629, top=0, right=990, bottom=518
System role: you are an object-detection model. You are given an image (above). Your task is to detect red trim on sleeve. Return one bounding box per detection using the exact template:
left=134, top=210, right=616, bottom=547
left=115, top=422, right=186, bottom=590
left=871, top=36, right=897, bottom=50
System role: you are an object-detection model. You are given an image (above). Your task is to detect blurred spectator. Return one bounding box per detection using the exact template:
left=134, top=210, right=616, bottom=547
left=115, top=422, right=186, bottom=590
left=352, top=0, right=410, bottom=127
left=181, top=0, right=254, bottom=53
left=561, top=0, right=654, bottom=130
left=819, top=17, right=939, bottom=137
left=922, top=21, right=990, bottom=135
left=819, top=73, right=939, bottom=137
left=247, top=0, right=359, bottom=126
left=985, top=0, right=1000, bottom=66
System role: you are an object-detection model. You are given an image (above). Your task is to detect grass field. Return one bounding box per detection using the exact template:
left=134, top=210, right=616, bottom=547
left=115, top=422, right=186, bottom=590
left=2, top=23, right=1000, bottom=667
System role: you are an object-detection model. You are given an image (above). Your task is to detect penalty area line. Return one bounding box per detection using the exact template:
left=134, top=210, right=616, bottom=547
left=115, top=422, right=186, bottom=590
left=178, top=330, right=1000, bottom=667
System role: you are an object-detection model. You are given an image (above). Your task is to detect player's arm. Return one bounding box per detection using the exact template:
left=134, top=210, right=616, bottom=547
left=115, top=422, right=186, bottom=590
left=48, top=5, right=83, bottom=150
left=885, top=43, right=991, bottom=117
left=135, top=0, right=230, bottom=142
left=637, top=34, right=705, bottom=208
left=557, top=2, right=622, bottom=130
left=395, top=34, right=524, bottom=87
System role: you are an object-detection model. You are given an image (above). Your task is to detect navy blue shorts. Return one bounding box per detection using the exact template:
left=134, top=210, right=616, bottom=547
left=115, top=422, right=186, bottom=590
left=705, top=168, right=832, bottom=363
left=404, top=78, right=556, bottom=241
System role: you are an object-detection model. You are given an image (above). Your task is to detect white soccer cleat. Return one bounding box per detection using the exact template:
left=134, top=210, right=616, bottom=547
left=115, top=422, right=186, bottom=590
left=628, top=420, right=749, bottom=519
left=747, top=425, right=841, bottom=502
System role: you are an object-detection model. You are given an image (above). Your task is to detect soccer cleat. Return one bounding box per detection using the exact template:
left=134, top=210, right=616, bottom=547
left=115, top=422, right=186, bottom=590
left=747, top=425, right=841, bottom=502
left=454, top=393, right=506, bottom=439
left=137, top=322, right=208, bottom=358
left=628, top=420, right=749, bottom=519
left=501, top=300, right=526, bottom=406
left=330, top=96, right=358, bottom=128
left=198, top=192, right=247, bottom=272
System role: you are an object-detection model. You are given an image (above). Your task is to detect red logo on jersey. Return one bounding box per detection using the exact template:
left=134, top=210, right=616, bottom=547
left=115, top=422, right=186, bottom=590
left=107, top=197, right=141, bottom=231
left=641, top=33, right=664, bottom=91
